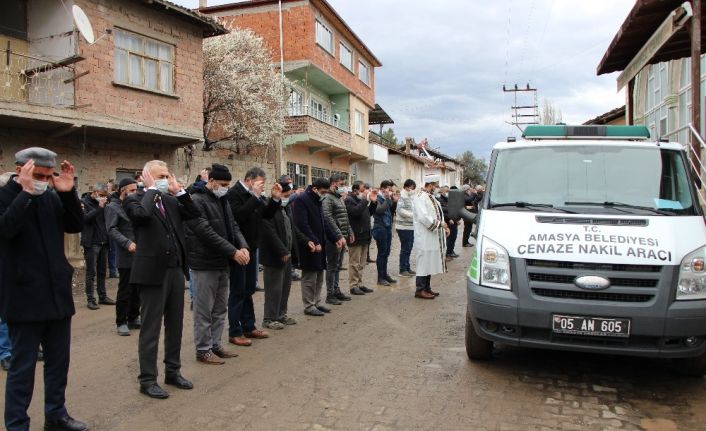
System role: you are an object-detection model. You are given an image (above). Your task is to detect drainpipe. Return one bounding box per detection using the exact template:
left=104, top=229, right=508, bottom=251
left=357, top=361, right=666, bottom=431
left=276, top=0, right=285, bottom=177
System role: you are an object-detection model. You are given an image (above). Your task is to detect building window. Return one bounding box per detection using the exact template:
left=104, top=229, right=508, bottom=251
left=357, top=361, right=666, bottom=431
left=315, top=20, right=333, bottom=54
left=288, top=89, right=303, bottom=115
left=114, top=28, right=174, bottom=94
left=358, top=60, right=370, bottom=86
left=332, top=171, right=350, bottom=185
left=0, top=2, right=27, bottom=40
left=311, top=166, right=331, bottom=182
left=286, top=162, right=308, bottom=187
left=354, top=110, right=364, bottom=136
left=309, top=97, right=328, bottom=122
left=339, top=42, right=353, bottom=71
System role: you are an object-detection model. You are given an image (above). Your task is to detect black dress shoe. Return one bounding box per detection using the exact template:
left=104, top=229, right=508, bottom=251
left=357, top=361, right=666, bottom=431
left=1, top=357, right=10, bottom=371
left=86, top=300, right=99, bottom=310
left=377, top=279, right=390, bottom=286
left=44, top=415, right=88, bottom=431
left=140, top=382, right=169, bottom=399
left=335, top=292, right=352, bottom=301
left=384, top=275, right=398, bottom=284
left=350, top=287, right=365, bottom=295
left=165, top=374, right=193, bottom=390
left=98, top=297, right=116, bottom=305
left=359, top=286, right=374, bottom=293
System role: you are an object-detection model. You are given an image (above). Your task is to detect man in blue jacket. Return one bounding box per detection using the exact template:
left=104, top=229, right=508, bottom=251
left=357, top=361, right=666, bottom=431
left=372, top=180, right=399, bottom=286
left=0, top=148, right=87, bottom=431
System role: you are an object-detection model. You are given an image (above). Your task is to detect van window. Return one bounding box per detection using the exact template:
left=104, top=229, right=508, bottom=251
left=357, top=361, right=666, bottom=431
left=489, top=146, right=696, bottom=215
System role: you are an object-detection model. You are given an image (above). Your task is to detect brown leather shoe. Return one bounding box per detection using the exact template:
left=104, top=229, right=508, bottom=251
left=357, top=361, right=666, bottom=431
left=415, top=290, right=435, bottom=300
left=196, top=350, right=225, bottom=365
left=244, top=329, right=269, bottom=339
left=228, top=336, right=252, bottom=347
left=429, top=290, right=440, bottom=296
left=212, top=346, right=238, bottom=358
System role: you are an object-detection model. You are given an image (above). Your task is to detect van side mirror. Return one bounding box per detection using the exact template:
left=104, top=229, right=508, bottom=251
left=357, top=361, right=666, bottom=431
left=448, top=190, right=476, bottom=222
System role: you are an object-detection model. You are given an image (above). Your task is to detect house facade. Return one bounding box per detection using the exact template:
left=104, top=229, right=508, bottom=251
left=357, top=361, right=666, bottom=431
left=200, top=0, right=381, bottom=186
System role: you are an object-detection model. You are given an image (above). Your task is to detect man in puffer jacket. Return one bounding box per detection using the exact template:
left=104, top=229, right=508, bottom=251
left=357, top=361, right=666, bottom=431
left=321, top=173, right=353, bottom=305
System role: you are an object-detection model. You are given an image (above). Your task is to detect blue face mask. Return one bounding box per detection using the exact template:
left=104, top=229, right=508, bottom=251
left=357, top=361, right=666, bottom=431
left=155, top=179, right=169, bottom=194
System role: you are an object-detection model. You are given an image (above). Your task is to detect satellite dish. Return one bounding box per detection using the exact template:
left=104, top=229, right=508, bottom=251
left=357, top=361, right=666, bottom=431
left=72, top=5, right=95, bottom=44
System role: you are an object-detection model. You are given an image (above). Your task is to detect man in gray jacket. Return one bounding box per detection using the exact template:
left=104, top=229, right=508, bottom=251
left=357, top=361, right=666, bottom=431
left=321, top=173, right=353, bottom=305
left=185, top=164, right=249, bottom=365
left=105, top=178, right=141, bottom=336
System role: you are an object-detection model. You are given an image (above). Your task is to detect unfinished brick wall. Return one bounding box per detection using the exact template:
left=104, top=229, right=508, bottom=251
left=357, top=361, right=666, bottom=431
left=73, top=0, right=205, bottom=137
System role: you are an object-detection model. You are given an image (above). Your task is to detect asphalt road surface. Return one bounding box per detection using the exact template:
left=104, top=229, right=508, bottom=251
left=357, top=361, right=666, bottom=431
left=2, top=237, right=706, bottom=430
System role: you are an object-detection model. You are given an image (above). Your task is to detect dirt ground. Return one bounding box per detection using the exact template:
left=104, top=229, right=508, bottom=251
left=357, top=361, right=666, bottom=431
left=2, top=237, right=706, bottom=431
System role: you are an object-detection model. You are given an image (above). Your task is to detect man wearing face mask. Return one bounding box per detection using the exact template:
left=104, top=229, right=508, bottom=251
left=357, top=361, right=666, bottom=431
left=81, top=183, right=116, bottom=310
left=396, top=179, right=417, bottom=277
left=105, top=178, right=141, bottom=336
left=0, top=148, right=87, bottom=431
left=345, top=181, right=377, bottom=295
left=185, top=164, right=247, bottom=365
left=291, top=178, right=345, bottom=316
left=260, top=182, right=310, bottom=329
left=321, top=173, right=352, bottom=305
left=226, top=168, right=282, bottom=347
left=123, top=160, right=200, bottom=399
left=372, top=180, right=399, bottom=286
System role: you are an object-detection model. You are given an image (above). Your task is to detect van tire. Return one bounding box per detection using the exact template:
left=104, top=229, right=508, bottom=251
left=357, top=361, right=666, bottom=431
left=465, top=307, right=493, bottom=360
left=673, top=351, right=706, bottom=377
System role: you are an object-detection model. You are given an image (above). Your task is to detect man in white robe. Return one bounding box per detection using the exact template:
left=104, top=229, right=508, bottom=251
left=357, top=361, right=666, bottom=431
left=413, top=174, right=449, bottom=299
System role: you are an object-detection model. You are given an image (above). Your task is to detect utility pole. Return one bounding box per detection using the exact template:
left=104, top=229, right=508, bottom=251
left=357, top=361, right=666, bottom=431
left=503, top=83, right=539, bottom=132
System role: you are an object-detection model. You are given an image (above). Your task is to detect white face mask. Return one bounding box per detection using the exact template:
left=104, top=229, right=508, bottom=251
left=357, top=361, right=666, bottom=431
left=213, top=186, right=228, bottom=198
left=31, top=180, right=49, bottom=196
left=281, top=197, right=289, bottom=206
left=155, top=179, right=169, bottom=194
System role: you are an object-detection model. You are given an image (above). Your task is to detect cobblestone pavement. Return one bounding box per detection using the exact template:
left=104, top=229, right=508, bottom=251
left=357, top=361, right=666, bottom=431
left=2, top=237, right=706, bottom=430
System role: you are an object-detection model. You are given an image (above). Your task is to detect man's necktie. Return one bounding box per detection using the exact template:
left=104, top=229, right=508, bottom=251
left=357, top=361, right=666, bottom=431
left=156, top=196, right=166, bottom=217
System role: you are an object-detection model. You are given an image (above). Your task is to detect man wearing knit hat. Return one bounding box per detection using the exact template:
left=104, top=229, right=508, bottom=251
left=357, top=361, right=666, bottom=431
left=185, top=164, right=248, bottom=364
left=105, top=178, right=141, bottom=336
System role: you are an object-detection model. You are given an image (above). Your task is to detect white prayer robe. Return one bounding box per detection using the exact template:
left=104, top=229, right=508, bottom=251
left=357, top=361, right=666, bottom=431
left=413, top=191, right=447, bottom=276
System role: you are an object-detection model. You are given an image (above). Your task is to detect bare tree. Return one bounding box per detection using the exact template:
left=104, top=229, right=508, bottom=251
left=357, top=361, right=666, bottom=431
left=541, top=99, right=563, bottom=125
left=203, top=29, right=287, bottom=155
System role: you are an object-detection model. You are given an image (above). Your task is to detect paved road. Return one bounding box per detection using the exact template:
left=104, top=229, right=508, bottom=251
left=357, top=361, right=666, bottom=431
left=2, top=238, right=706, bottom=430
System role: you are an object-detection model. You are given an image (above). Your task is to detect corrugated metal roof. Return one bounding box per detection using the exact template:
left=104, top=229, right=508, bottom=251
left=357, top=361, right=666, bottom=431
left=597, top=0, right=705, bottom=75
left=137, top=0, right=228, bottom=37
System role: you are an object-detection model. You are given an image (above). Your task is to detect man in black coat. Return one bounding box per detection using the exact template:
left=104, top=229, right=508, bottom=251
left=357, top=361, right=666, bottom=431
left=123, top=160, right=200, bottom=399
left=105, top=178, right=140, bottom=336
left=185, top=164, right=248, bottom=364
left=225, top=167, right=281, bottom=346
left=345, top=181, right=378, bottom=295
left=0, top=148, right=87, bottom=431
left=291, top=178, right=344, bottom=316
left=260, top=182, right=311, bottom=329
left=81, top=183, right=116, bottom=310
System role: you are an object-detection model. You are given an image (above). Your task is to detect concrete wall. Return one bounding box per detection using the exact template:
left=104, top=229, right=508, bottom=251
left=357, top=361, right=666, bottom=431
left=349, top=95, right=369, bottom=157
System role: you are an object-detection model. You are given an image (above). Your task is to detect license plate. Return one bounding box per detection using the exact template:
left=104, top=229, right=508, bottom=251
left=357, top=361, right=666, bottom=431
left=552, top=314, right=631, bottom=338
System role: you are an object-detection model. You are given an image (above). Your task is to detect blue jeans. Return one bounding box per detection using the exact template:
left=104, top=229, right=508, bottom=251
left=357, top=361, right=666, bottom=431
left=447, top=223, right=458, bottom=255
left=372, top=226, right=392, bottom=279
left=0, top=318, right=11, bottom=360
left=397, top=229, right=414, bottom=273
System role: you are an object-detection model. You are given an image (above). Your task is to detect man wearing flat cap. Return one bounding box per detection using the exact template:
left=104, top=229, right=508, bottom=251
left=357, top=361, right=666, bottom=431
left=105, top=178, right=141, bottom=336
left=0, top=147, right=88, bottom=430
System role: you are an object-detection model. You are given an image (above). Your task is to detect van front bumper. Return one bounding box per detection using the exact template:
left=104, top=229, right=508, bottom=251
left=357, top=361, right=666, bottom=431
left=467, top=275, right=706, bottom=359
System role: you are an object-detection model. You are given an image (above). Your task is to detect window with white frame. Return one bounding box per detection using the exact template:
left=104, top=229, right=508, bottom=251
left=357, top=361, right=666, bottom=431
left=310, top=97, right=328, bottom=122
left=358, top=60, right=370, bottom=86
left=114, top=28, right=174, bottom=94
left=288, top=89, right=303, bottom=115
left=354, top=110, right=364, bottom=136
left=644, top=62, right=670, bottom=138
left=316, top=20, right=333, bottom=54
left=339, top=42, right=353, bottom=71
left=286, top=162, right=308, bottom=187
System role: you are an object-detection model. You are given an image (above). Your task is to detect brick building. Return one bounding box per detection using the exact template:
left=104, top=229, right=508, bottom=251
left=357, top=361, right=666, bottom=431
left=0, top=0, right=228, bottom=260
left=199, top=0, right=382, bottom=186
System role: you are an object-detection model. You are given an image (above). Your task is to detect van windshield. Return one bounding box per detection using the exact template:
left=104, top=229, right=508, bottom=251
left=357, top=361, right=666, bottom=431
left=488, top=145, right=697, bottom=215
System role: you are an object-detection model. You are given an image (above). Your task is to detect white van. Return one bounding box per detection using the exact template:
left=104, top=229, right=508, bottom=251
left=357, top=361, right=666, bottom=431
left=463, top=125, right=706, bottom=376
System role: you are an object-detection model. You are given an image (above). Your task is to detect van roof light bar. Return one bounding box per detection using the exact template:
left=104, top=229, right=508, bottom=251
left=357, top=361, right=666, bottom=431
left=522, top=125, right=651, bottom=140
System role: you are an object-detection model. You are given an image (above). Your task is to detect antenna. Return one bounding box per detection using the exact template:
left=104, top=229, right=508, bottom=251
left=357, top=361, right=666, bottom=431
left=72, top=5, right=95, bottom=44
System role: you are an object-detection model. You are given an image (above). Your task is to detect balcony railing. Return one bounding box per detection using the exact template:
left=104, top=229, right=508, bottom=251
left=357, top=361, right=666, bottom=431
left=288, top=105, right=349, bottom=132
left=0, top=48, right=78, bottom=107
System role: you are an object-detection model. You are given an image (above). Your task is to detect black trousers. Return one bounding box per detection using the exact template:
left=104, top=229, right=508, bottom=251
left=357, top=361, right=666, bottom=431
left=415, top=275, right=432, bottom=292
left=116, top=268, right=140, bottom=326
left=84, top=243, right=108, bottom=302
left=5, top=318, right=71, bottom=431
left=137, top=267, right=184, bottom=385
left=462, top=220, right=473, bottom=245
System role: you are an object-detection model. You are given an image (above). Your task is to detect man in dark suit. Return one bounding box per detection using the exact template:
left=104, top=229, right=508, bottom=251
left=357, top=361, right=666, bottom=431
left=0, top=148, right=87, bottom=431
left=123, top=160, right=200, bottom=399
left=81, top=183, right=116, bottom=310
left=105, top=178, right=140, bottom=336
left=226, top=167, right=281, bottom=347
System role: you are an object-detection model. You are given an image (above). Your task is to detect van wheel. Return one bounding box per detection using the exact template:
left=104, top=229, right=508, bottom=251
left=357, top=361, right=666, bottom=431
left=673, top=351, right=706, bottom=377
left=465, top=307, right=493, bottom=360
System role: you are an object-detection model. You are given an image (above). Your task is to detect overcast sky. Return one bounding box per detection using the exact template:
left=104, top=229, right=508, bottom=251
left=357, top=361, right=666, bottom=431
left=175, top=0, right=635, bottom=159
